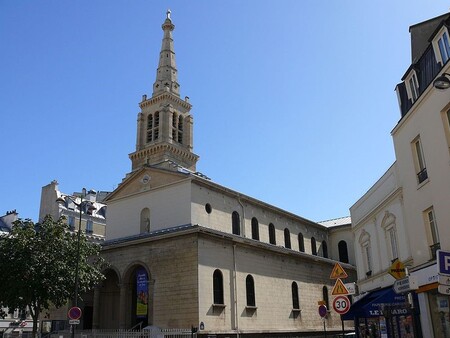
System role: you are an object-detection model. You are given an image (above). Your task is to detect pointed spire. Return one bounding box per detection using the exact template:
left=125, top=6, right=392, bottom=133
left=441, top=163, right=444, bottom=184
left=153, top=9, right=180, bottom=97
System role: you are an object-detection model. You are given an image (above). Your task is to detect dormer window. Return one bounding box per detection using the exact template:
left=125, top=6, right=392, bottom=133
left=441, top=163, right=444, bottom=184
left=405, top=71, right=420, bottom=102
left=432, top=27, right=450, bottom=65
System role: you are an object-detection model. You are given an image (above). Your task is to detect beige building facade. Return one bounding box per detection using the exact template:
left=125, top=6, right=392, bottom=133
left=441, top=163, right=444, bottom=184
left=82, top=11, right=358, bottom=337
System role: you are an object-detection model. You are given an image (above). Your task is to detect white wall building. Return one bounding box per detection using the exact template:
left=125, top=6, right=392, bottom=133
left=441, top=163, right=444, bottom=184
left=349, top=12, right=450, bottom=338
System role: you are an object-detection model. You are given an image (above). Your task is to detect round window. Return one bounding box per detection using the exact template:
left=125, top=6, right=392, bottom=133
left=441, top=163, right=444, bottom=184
left=205, top=203, right=212, bottom=214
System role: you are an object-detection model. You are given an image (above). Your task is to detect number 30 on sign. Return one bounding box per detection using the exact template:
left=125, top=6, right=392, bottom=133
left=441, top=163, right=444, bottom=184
left=332, top=295, right=350, bottom=315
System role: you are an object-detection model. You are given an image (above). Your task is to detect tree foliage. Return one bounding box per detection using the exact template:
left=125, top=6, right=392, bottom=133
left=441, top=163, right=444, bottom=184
left=0, top=216, right=106, bottom=337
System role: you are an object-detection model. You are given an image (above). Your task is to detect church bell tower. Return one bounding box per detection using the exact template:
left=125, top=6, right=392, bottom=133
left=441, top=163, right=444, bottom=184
left=129, top=10, right=199, bottom=172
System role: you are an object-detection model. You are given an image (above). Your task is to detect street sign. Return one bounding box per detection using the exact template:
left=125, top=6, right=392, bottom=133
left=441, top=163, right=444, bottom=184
left=330, top=262, right=348, bottom=279
left=438, top=284, right=450, bottom=295
left=344, top=282, right=357, bottom=295
left=68, top=307, right=82, bottom=320
left=69, top=320, right=80, bottom=325
left=331, top=278, right=349, bottom=295
left=332, top=295, right=350, bottom=315
left=393, top=276, right=418, bottom=294
left=437, top=250, right=450, bottom=276
left=388, top=259, right=406, bottom=280
left=318, top=304, right=328, bottom=318
left=438, top=274, right=450, bottom=286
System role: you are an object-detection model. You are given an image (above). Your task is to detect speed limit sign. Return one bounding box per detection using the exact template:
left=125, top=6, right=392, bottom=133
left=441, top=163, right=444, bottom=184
left=332, top=295, right=350, bottom=315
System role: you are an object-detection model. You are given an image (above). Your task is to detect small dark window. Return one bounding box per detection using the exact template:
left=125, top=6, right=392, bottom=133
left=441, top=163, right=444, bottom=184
left=246, top=275, right=256, bottom=307
left=205, top=203, right=212, bottom=214
left=251, top=217, right=259, bottom=240
left=284, top=228, right=291, bottom=249
left=269, top=223, right=276, bottom=245
left=292, top=282, right=300, bottom=309
left=213, top=270, right=224, bottom=305
left=322, top=241, right=328, bottom=258
left=338, top=241, right=349, bottom=263
left=232, top=211, right=240, bottom=235
left=311, top=237, right=317, bottom=255
left=298, top=233, right=305, bottom=252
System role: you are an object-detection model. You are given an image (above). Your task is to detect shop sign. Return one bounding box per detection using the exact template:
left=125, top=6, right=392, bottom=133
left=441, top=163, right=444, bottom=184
left=393, top=276, right=418, bottom=294
left=410, top=263, right=438, bottom=286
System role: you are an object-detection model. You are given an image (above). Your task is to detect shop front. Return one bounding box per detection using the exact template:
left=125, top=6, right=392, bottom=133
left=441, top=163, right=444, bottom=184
left=342, top=287, right=420, bottom=338
left=411, top=263, right=450, bottom=338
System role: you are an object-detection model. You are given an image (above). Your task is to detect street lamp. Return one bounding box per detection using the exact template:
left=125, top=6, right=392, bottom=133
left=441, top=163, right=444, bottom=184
left=433, top=72, right=450, bottom=90
left=56, top=188, right=96, bottom=338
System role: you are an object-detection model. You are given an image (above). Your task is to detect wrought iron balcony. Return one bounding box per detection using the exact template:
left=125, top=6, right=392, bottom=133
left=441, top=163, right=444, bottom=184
left=430, top=242, right=440, bottom=260
left=417, top=168, right=428, bottom=184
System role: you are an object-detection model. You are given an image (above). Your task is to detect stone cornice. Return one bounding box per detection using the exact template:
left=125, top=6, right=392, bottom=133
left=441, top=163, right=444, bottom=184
left=139, top=92, right=192, bottom=110
left=129, top=143, right=199, bottom=163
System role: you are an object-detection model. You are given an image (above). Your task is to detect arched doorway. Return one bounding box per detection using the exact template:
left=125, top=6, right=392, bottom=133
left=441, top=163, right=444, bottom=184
left=123, top=264, right=151, bottom=329
left=98, top=269, right=120, bottom=329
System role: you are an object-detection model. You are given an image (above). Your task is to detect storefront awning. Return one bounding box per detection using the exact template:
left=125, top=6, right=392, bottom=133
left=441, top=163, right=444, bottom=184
left=342, top=287, right=409, bottom=320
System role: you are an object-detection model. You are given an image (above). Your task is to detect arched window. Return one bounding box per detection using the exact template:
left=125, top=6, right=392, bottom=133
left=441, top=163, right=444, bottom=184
left=298, top=233, right=305, bottom=252
left=140, top=208, right=150, bottom=233
left=232, top=211, right=240, bottom=235
left=291, top=282, right=300, bottom=309
left=154, top=112, right=160, bottom=139
left=359, top=230, right=372, bottom=276
left=251, top=217, right=259, bottom=240
left=381, top=211, right=399, bottom=261
left=322, top=286, right=329, bottom=309
left=338, top=240, right=349, bottom=263
left=172, top=112, right=177, bottom=140
left=246, top=275, right=256, bottom=307
left=269, top=223, right=276, bottom=245
left=322, top=241, right=328, bottom=258
left=213, top=270, right=224, bottom=305
left=284, top=228, right=291, bottom=249
left=311, top=237, right=317, bottom=255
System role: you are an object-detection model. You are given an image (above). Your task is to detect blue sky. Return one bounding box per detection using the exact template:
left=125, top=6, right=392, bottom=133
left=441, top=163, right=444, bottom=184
left=1, top=1, right=449, bottom=223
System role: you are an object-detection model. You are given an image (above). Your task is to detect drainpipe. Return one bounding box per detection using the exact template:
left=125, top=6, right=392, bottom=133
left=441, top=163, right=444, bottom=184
left=237, top=196, right=245, bottom=238
left=233, top=244, right=239, bottom=338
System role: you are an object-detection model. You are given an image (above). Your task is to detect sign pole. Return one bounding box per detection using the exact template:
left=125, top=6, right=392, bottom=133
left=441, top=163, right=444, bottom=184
left=341, top=316, right=345, bottom=337
left=323, top=318, right=327, bottom=338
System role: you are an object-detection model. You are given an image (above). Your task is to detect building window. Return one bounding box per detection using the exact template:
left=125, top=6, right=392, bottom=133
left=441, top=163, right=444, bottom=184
left=140, top=208, right=150, bottom=233
left=205, top=203, right=212, bottom=214
left=381, top=212, right=398, bottom=261
left=246, top=275, right=256, bottom=307
left=412, top=137, right=428, bottom=184
left=291, top=282, right=300, bottom=310
left=322, top=286, right=329, bottom=310
left=338, top=240, right=349, bottom=263
left=322, top=241, right=328, bottom=258
left=269, top=223, right=276, bottom=245
left=213, top=269, right=224, bottom=305
left=147, top=112, right=160, bottom=143
left=298, top=233, right=305, bottom=252
left=359, top=230, right=372, bottom=276
left=433, top=28, right=450, bottom=65
left=68, top=216, right=75, bottom=230
left=251, top=217, right=259, bottom=240
left=284, top=228, right=291, bottom=249
left=406, top=71, right=420, bottom=102
left=171, top=113, right=184, bottom=144
left=86, top=220, right=93, bottom=234
left=232, top=211, right=240, bottom=235
left=311, top=237, right=317, bottom=255
left=425, top=207, right=440, bottom=259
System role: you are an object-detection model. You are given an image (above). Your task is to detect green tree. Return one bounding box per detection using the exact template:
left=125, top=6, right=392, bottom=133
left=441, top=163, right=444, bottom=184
left=0, top=216, right=106, bottom=337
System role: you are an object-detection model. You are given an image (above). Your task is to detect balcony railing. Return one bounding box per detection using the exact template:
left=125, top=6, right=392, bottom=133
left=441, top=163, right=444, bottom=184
left=417, top=168, right=428, bottom=184
left=430, top=242, right=441, bottom=260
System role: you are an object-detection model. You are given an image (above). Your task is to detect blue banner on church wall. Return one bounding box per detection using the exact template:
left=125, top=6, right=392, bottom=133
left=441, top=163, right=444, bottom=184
left=136, top=268, right=148, bottom=318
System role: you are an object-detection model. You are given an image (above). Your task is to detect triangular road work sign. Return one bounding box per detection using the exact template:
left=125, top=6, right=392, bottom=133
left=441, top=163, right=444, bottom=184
left=331, top=278, right=349, bottom=296
left=330, top=262, right=348, bottom=279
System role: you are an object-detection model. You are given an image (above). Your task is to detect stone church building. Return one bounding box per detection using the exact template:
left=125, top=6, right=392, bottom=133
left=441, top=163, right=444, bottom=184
left=63, top=11, right=356, bottom=337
